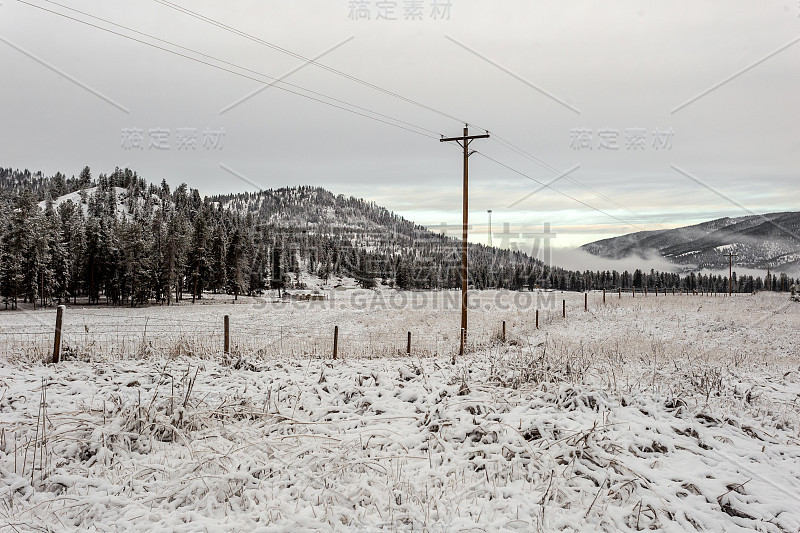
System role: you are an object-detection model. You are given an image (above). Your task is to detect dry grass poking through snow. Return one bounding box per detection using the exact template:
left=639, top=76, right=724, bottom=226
left=0, top=291, right=799, bottom=531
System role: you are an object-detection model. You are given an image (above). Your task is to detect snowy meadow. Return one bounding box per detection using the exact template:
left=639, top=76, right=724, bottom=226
left=1, top=290, right=799, bottom=531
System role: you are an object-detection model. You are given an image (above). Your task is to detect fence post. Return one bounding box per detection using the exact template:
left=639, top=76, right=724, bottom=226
left=603, top=289, right=606, bottom=303
left=407, top=331, right=411, bottom=355
left=645, top=287, right=648, bottom=297
left=633, top=287, right=636, bottom=298
left=535, top=309, right=539, bottom=329
left=618, top=288, right=621, bottom=299
left=584, top=293, right=588, bottom=312
left=224, top=315, right=230, bottom=356
left=333, top=326, right=339, bottom=360
left=672, top=287, right=675, bottom=295
left=562, top=300, right=566, bottom=318
left=52, top=305, right=64, bottom=364
left=502, top=320, right=506, bottom=342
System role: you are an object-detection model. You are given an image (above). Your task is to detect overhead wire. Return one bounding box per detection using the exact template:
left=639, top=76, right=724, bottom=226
left=18, top=0, right=442, bottom=140
left=21, top=0, right=654, bottom=231
left=474, top=151, right=648, bottom=232
left=151, top=0, right=469, bottom=126
left=49, top=0, right=446, bottom=137
left=149, top=0, right=659, bottom=230
left=489, top=134, right=663, bottom=226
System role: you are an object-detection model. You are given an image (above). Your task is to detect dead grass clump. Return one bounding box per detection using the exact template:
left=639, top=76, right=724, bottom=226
left=491, top=337, right=594, bottom=389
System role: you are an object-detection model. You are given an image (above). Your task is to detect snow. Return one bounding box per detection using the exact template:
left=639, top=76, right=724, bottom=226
left=1, top=291, right=799, bottom=531
left=37, top=187, right=155, bottom=220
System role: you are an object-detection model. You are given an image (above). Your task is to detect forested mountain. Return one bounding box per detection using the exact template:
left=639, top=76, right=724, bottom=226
left=0, top=166, right=794, bottom=309
left=581, top=212, right=800, bottom=270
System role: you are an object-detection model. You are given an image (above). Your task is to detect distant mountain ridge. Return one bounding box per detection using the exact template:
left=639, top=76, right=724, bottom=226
left=581, top=212, right=800, bottom=270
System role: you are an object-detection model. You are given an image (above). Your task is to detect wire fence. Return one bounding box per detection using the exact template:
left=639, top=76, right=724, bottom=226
left=0, top=289, right=764, bottom=363
left=0, top=315, right=504, bottom=362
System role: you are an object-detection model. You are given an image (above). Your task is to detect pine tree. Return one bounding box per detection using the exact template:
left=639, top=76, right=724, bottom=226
left=0, top=220, right=22, bottom=309
left=226, top=228, right=249, bottom=300
left=209, top=225, right=227, bottom=293
left=78, top=166, right=92, bottom=189
left=187, top=213, right=210, bottom=302
left=45, top=203, right=70, bottom=304
left=395, top=258, right=411, bottom=290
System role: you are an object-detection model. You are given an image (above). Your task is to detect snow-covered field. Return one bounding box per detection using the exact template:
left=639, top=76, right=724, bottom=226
left=1, top=291, right=799, bottom=531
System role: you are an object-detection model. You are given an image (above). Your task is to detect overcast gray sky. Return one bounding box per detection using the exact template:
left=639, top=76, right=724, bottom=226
left=1, top=0, right=798, bottom=251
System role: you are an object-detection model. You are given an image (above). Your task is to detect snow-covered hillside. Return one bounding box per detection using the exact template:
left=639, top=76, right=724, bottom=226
left=37, top=186, right=158, bottom=221
left=582, top=212, right=800, bottom=271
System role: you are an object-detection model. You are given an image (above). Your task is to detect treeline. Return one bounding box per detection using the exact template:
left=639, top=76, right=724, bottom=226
left=553, top=268, right=793, bottom=294
left=0, top=166, right=794, bottom=309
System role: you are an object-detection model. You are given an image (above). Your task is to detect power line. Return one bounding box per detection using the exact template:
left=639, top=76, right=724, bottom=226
left=22, top=0, right=659, bottom=231
left=151, top=0, right=469, bottom=126
left=39, top=0, right=443, bottom=137
left=19, top=0, right=442, bottom=140
left=149, top=1, right=661, bottom=230
left=490, top=134, right=662, bottom=227
left=474, top=151, right=648, bottom=232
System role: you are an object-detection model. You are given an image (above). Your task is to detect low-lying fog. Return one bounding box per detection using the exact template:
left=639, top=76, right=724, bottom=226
left=551, top=248, right=798, bottom=278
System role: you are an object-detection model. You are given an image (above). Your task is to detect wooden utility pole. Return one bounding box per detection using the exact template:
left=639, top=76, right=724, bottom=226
left=440, top=125, right=489, bottom=356
left=726, top=253, right=739, bottom=295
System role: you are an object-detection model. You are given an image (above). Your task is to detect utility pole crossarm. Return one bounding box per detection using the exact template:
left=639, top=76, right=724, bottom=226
left=440, top=133, right=490, bottom=143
